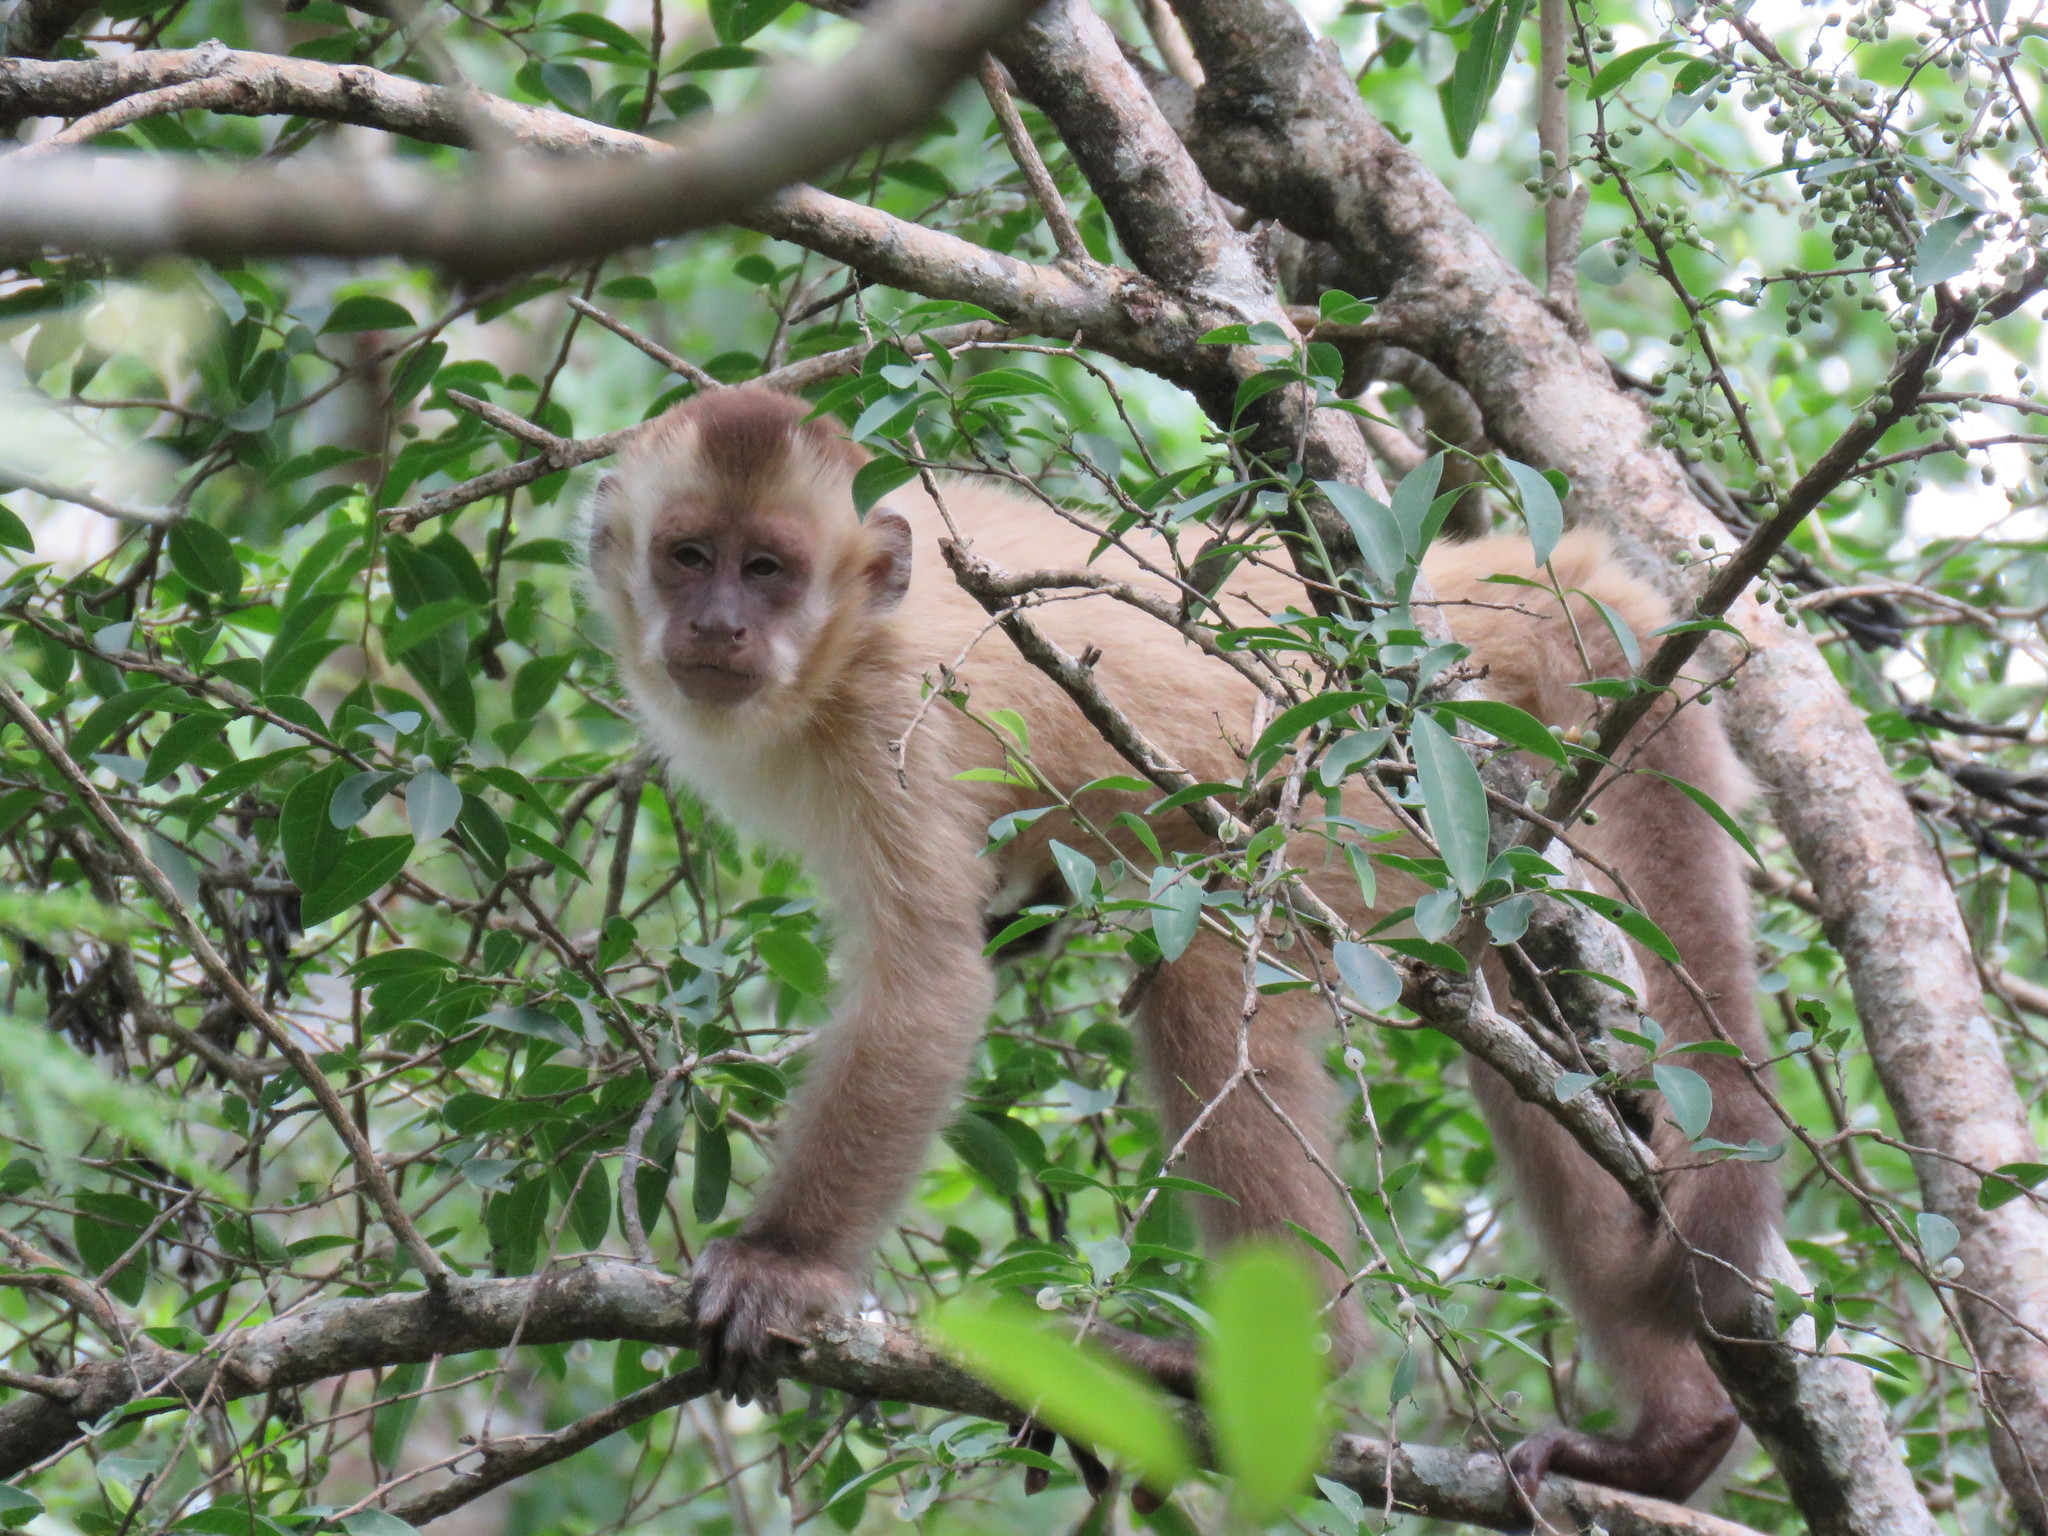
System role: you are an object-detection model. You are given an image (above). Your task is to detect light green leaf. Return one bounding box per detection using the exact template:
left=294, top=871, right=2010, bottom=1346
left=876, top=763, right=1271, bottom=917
left=1148, top=865, right=1203, bottom=962
left=756, top=927, right=830, bottom=996
left=1501, top=457, right=1564, bottom=566
left=1913, top=212, right=1982, bottom=285
left=1202, top=1241, right=1330, bottom=1523
left=930, top=1298, right=1193, bottom=1492
left=1917, top=1211, right=1961, bottom=1263
left=1410, top=712, right=1491, bottom=896
left=1428, top=699, right=1566, bottom=766
left=407, top=768, right=462, bottom=843
left=1333, top=940, right=1402, bottom=1012
left=1643, top=769, right=1764, bottom=867
left=1653, top=1062, right=1713, bottom=1139
left=1049, top=840, right=1099, bottom=903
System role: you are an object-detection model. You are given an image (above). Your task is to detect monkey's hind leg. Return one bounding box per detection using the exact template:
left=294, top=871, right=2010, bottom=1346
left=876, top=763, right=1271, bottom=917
left=1472, top=1061, right=1744, bottom=1503
left=1118, top=930, right=1363, bottom=1384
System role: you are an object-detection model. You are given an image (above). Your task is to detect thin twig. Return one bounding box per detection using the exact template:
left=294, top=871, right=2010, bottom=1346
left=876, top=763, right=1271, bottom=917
left=0, top=675, right=451, bottom=1295
left=566, top=295, right=722, bottom=390
left=978, top=56, right=1086, bottom=261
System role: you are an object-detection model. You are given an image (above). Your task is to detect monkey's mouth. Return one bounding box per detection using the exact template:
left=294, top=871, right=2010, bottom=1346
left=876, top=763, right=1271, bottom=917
left=667, top=659, right=765, bottom=705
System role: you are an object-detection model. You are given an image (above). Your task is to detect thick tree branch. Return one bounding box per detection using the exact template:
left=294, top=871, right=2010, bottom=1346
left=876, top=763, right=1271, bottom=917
left=1, top=0, right=93, bottom=60
left=0, top=0, right=1042, bottom=275
left=0, top=1259, right=1763, bottom=1536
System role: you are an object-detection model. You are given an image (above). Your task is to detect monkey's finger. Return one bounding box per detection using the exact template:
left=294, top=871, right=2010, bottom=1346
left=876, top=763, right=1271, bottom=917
left=1017, top=1422, right=1056, bottom=1495
left=1065, top=1438, right=1110, bottom=1498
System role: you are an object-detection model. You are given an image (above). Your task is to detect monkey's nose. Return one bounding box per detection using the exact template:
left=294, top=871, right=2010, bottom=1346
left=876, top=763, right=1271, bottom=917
left=690, top=620, right=747, bottom=644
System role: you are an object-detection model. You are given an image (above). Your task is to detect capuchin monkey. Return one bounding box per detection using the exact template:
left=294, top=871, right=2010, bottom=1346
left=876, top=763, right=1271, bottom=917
left=580, top=387, right=1781, bottom=1504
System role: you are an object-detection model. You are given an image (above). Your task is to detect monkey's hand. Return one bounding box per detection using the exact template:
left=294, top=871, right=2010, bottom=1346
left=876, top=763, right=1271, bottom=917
left=686, top=1237, right=858, bottom=1403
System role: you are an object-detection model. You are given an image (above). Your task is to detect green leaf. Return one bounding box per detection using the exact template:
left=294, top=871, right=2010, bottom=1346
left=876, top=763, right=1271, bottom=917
left=0, top=501, right=34, bottom=554
left=1578, top=589, right=1640, bottom=670
left=1050, top=840, right=1099, bottom=903
left=1250, top=691, right=1382, bottom=769
left=340, top=1510, right=417, bottom=1536
left=852, top=454, right=917, bottom=515
left=280, top=762, right=349, bottom=891
left=930, top=1298, right=1193, bottom=1492
left=1913, top=212, right=1983, bottom=286
left=1917, top=1210, right=1961, bottom=1263
left=1428, top=699, right=1566, bottom=766
left=143, top=710, right=230, bottom=784
left=478, top=1006, right=580, bottom=1049
left=1589, top=40, right=1686, bottom=97
left=1558, top=887, right=1681, bottom=963
left=1500, top=457, right=1563, bottom=566
left=1980, top=1163, right=2048, bottom=1210
left=383, top=597, right=476, bottom=660
left=1439, top=0, right=1533, bottom=156
left=299, top=835, right=414, bottom=927
left=322, top=295, right=418, bottom=333
left=1333, top=940, right=1402, bottom=1012
left=1388, top=453, right=1444, bottom=556
left=1643, top=769, right=1764, bottom=867
left=1553, top=1070, right=1600, bottom=1101
left=168, top=521, right=242, bottom=595
left=756, top=928, right=829, bottom=996
left=1148, top=865, right=1203, bottom=962
left=944, top=1114, right=1020, bottom=1198
left=1317, top=481, right=1405, bottom=585
left=1202, top=1242, right=1329, bottom=1523
left=693, top=1121, right=732, bottom=1223
left=371, top=1361, right=425, bottom=1468
left=0, top=1486, right=43, bottom=1529
left=1410, top=712, right=1490, bottom=896
left=511, top=654, right=575, bottom=719
left=407, top=768, right=462, bottom=843
left=1653, top=1062, right=1713, bottom=1138
left=549, top=11, right=653, bottom=61
left=74, top=1190, right=157, bottom=1304
left=506, top=821, right=591, bottom=881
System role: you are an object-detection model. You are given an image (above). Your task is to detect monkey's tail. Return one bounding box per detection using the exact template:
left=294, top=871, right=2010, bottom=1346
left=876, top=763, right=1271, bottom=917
left=1430, top=531, right=1781, bottom=1433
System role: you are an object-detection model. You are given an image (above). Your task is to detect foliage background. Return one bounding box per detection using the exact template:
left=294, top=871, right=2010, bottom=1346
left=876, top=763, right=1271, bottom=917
left=0, top=0, right=2042, bottom=1532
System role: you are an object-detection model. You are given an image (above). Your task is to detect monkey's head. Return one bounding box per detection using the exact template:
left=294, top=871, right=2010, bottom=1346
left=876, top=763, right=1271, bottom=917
left=583, top=388, right=913, bottom=720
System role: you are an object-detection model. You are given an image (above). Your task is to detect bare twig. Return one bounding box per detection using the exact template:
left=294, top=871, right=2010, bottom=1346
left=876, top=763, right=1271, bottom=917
left=978, top=57, right=1087, bottom=261
left=566, top=295, right=722, bottom=390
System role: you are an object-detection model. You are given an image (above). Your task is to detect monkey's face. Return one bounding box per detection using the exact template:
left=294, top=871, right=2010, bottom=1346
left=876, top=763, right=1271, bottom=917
left=647, top=511, right=815, bottom=706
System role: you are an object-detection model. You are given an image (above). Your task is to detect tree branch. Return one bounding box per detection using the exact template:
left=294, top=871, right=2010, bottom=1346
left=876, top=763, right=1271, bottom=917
left=0, top=1259, right=1764, bottom=1536
left=0, top=0, right=1043, bottom=276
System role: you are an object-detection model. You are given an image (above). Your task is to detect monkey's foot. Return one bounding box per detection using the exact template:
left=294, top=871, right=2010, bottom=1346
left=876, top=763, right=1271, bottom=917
left=686, top=1237, right=858, bottom=1404
left=1506, top=1403, right=1741, bottom=1506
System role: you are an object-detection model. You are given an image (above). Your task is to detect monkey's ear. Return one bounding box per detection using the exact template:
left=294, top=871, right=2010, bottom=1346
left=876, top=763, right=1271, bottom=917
left=863, top=509, right=914, bottom=611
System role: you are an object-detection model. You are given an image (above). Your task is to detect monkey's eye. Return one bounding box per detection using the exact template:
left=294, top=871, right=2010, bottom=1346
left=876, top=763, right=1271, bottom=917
left=670, top=543, right=712, bottom=571
left=742, top=554, right=783, bottom=579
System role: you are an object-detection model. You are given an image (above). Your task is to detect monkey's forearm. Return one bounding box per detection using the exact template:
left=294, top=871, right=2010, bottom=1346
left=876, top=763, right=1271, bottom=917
left=738, top=946, right=994, bottom=1270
